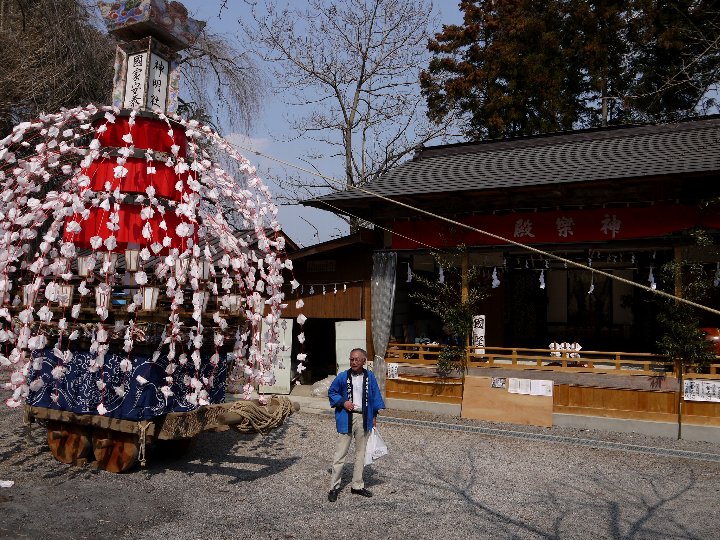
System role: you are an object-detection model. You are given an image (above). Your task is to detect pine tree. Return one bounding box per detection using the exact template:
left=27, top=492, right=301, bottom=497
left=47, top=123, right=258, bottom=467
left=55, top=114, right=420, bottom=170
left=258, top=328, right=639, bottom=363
left=421, top=0, right=720, bottom=139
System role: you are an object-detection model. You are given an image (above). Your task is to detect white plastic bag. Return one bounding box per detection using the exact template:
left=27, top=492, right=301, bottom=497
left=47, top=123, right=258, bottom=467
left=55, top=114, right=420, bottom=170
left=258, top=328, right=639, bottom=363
left=364, top=427, right=388, bottom=465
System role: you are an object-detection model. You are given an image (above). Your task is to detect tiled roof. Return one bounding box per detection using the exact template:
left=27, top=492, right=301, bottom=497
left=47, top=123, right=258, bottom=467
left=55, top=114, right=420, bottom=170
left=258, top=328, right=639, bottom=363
left=308, top=116, right=720, bottom=206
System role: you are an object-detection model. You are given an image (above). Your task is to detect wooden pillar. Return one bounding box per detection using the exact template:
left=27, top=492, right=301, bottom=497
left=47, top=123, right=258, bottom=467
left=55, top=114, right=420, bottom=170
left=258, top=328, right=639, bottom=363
left=673, top=246, right=683, bottom=298
left=461, top=252, right=470, bottom=364
left=673, top=245, right=683, bottom=439
left=363, top=279, right=374, bottom=361
left=461, top=252, right=469, bottom=303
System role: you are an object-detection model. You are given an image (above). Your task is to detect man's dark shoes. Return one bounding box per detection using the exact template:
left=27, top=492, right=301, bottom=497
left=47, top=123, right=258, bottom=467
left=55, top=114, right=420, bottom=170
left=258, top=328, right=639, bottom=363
left=327, top=489, right=339, bottom=502
left=350, top=487, right=372, bottom=498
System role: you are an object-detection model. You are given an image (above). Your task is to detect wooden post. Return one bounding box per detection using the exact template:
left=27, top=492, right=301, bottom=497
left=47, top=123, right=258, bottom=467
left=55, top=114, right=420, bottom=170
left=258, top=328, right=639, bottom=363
left=673, top=246, right=683, bottom=298
left=677, top=359, right=683, bottom=440
left=674, top=246, right=683, bottom=439
left=461, top=252, right=469, bottom=364
left=461, top=252, right=469, bottom=303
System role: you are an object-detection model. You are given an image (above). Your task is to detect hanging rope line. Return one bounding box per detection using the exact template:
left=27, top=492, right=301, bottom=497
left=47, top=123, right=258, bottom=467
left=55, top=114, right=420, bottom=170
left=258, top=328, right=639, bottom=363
left=235, top=144, right=720, bottom=318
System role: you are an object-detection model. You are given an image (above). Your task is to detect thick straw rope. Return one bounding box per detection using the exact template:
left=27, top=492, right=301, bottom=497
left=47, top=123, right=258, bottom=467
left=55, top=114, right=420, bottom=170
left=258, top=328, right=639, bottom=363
left=225, top=397, right=296, bottom=434
left=157, top=397, right=295, bottom=439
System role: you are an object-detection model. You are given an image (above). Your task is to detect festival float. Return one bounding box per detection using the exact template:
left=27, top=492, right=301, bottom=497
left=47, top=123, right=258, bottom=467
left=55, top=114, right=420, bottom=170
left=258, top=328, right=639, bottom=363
left=0, top=0, right=303, bottom=472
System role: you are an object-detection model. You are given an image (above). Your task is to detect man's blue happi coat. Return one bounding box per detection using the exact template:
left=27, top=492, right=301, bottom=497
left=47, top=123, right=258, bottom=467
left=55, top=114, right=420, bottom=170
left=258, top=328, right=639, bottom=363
left=328, top=368, right=385, bottom=433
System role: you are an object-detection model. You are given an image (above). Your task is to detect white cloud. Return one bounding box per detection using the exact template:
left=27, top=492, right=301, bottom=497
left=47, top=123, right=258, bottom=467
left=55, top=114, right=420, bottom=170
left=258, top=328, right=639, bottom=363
left=225, top=133, right=273, bottom=154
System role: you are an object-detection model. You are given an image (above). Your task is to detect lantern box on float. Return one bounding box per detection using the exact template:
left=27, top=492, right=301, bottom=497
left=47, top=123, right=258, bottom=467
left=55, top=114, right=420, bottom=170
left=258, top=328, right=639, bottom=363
left=99, top=0, right=205, bottom=113
left=99, top=0, right=205, bottom=51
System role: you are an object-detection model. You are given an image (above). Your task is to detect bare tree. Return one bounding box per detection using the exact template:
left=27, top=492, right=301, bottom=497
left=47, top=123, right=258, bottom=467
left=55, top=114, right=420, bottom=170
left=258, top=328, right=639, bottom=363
left=177, top=27, right=264, bottom=134
left=0, top=0, right=114, bottom=136
left=245, top=0, right=452, bottom=230
left=0, top=0, right=264, bottom=137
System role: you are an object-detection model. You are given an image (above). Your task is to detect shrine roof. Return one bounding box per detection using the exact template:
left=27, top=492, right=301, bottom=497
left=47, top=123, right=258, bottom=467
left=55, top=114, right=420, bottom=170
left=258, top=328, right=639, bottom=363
left=305, top=115, right=720, bottom=213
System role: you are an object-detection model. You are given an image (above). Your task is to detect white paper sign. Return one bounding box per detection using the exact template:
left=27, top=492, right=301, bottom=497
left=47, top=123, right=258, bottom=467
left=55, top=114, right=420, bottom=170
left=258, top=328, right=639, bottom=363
left=387, top=362, right=399, bottom=380
left=146, top=53, right=169, bottom=111
left=508, top=378, right=552, bottom=396
left=684, top=379, right=720, bottom=402
left=123, top=52, right=148, bottom=109
left=530, top=380, right=554, bottom=396
left=472, top=315, right=486, bottom=354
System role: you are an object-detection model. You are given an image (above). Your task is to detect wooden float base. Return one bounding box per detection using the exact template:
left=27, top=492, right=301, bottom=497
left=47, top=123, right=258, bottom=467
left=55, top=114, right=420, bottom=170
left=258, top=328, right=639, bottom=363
left=47, top=421, right=92, bottom=465
left=30, top=397, right=295, bottom=473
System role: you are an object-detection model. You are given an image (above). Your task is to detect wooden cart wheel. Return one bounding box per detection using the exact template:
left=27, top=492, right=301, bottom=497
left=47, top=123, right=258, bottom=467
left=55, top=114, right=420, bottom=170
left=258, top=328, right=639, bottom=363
left=47, top=421, right=92, bottom=465
left=92, top=428, right=139, bottom=473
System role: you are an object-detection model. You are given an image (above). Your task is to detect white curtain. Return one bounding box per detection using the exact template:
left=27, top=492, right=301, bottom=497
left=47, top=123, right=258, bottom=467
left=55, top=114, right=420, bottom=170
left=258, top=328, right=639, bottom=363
left=371, top=251, right=397, bottom=397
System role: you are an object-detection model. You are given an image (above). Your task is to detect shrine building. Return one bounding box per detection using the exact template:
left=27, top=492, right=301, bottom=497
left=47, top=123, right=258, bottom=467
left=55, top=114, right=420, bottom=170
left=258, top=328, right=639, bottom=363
left=304, top=115, right=720, bottom=355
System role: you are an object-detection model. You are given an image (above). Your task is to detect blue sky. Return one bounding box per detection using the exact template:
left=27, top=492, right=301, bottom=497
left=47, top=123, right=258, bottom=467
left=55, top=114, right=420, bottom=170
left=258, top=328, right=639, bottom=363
left=179, top=0, right=465, bottom=247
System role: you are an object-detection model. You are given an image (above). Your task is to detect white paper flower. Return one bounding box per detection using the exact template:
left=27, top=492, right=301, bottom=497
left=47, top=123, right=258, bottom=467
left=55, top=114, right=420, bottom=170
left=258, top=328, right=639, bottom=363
left=141, top=222, right=153, bottom=240
left=134, top=271, right=148, bottom=285
left=90, top=236, right=103, bottom=249
left=44, top=282, right=59, bottom=302
left=296, top=314, right=307, bottom=325
left=65, top=221, right=82, bottom=234
left=59, top=242, right=75, bottom=258
left=36, top=305, right=52, bottom=323
left=28, top=334, right=48, bottom=350
left=51, top=365, right=66, bottom=380
left=96, top=403, right=108, bottom=415
left=175, top=222, right=192, bottom=237
left=78, top=281, right=90, bottom=296
left=96, top=327, right=108, bottom=343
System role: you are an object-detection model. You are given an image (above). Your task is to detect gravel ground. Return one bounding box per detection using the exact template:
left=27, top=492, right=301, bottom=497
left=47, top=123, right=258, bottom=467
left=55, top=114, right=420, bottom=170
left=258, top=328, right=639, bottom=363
left=2, top=397, right=720, bottom=540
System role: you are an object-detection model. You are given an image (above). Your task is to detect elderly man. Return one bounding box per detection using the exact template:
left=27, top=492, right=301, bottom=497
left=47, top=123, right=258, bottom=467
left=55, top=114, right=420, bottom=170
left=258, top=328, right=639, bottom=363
left=327, top=347, right=385, bottom=502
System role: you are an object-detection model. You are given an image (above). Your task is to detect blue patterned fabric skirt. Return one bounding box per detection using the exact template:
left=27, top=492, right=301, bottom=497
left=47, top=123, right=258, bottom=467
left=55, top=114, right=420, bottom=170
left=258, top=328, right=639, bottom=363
left=26, top=349, right=227, bottom=421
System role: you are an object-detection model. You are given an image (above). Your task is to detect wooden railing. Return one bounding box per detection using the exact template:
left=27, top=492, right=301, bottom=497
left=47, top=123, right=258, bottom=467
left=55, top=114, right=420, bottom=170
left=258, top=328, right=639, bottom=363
left=385, top=343, right=720, bottom=377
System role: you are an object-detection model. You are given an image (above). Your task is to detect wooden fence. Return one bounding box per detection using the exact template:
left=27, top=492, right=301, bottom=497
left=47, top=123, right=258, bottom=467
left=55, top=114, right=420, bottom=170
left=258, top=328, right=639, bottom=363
left=384, top=343, right=720, bottom=428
